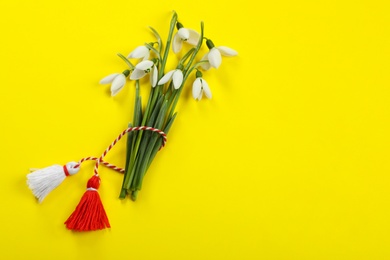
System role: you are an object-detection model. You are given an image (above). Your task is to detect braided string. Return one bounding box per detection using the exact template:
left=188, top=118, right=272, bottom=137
left=75, top=157, right=125, bottom=173
left=73, top=126, right=166, bottom=176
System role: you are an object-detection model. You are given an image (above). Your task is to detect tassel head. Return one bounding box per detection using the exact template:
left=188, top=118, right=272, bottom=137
left=86, top=174, right=100, bottom=189
left=64, top=175, right=110, bottom=231
left=27, top=162, right=80, bottom=203
left=63, top=162, right=80, bottom=176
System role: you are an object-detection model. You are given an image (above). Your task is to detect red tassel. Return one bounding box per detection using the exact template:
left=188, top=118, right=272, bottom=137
left=64, top=175, right=110, bottom=231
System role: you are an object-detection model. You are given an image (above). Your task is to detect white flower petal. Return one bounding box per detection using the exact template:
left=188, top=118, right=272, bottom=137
left=100, top=73, right=120, bottom=84
left=172, top=70, right=183, bottom=89
left=201, top=79, right=212, bottom=99
left=198, top=91, right=203, bottom=100
left=208, top=48, right=222, bottom=69
left=127, top=46, right=149, bottom=59
left=186, top=29, right=200, bottom=45
left=192, top=78, right=202, bottom=100
left=172, top=33, right=183, bottom=54
left=151, top=65, right=158, bottom=87
left=200, top=53, right=211, bottom=70
left=158, top=70, right=175, bottom=85
left=111, top=86, right=122, bottom=96
left=110, top=74, right=126, bottom=96
left=130, top=69, right=146, bottom=80
left=142, top=51, right=150, bottom=61
left=135, top=60, right=153, bottom=70
left=177, top=28, right=190, bottom=40
left=217, top=46, right=238, bottom=57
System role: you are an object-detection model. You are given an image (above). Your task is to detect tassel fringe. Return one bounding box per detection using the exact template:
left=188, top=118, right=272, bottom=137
left=64, top=175, right=110, bottom=231
left=27, top=162, right=79, bottom=202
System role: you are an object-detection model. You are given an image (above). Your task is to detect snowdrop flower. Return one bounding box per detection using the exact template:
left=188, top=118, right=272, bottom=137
left=172, top=22, right=200, bottom=54
left=201, top=39, right=238, bottom=70
left=192, top=71, right=211, bottom=101
left=157, top=69, right=183, bottom=89
left=100, top=70, right=130, bottom=96
left=127, top=45, right=150, bottom=61
left=130, top=60, right=159, bottom=87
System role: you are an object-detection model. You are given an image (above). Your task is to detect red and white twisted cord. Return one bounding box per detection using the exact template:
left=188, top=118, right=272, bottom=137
left=94, top=126, right=166, bottom=176
left=72, top=126, right=166, bottom=175
left=76, top=157, right=125, bottom=173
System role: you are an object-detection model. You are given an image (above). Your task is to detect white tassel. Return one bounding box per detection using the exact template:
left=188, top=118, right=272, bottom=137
left=27, top=162, right=80, bottom=203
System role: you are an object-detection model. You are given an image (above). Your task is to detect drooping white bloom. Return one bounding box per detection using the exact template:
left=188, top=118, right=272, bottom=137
left=172, top=23, right=200, bottom=53
left=201, top=39, right=238, bottom=70
left=127, top=45, right=150, bottom=61
left=130, top=60, right=159, bottom=87
left=192, top=77, right=211, bottom=101
left=157, top=69, right=184, bottom=89
left=100, top=70, right=130, bottom=96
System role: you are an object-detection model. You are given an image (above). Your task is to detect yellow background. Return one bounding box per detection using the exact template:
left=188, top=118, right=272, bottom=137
left=1, top=0, right=390, bottom=259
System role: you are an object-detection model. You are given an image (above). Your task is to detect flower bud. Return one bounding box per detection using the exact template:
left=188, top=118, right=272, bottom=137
left=206, top=39, right=215, bottom=50
left=176, top=22, right=184, bottom=30
left=122, top=69, right=130, bottom=77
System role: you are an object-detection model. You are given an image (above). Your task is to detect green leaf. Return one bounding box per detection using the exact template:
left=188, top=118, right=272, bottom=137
left=134, top=100, right=169, bottom=192
left=120, top=81, right=142, bottom=198
left=147, top=112, right=177, bottom=171
left=129, top=95, right=164, bottom=192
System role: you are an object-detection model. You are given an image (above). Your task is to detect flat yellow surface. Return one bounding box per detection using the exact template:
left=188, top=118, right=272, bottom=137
left=1, top=0, right=390, bottom=259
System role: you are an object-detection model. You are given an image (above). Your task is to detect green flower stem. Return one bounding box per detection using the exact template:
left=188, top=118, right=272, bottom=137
left=130, top=95, right=165, bottom=198
left=159, top=11, right=177, bottom=77
left=145, top=42, right=161, bottom=59
left=178, top=48, right=195, bottom=66
left=121, top=80, right=142, bottom=198
left=150, top=11, right=178, bottom=114
left=134, top=100, right=168, bottom=193
left=148, top=26, right=162, bottom=53
left=122, top=87, right=156, bottom=192
left=146, top=112, right=177, bottom=171
left=117, top=53, right=135, bottom=70
left=164, top=82, right=174, bottom=101
left=133, top=113, right=177, bottom=201
left=120, top=122, right=133, bottom=198
left=124, top=61, right=166, bottom=195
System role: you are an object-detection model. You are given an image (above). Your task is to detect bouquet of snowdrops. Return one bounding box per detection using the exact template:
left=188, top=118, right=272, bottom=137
left=100, top=11, right=237, bottom=201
